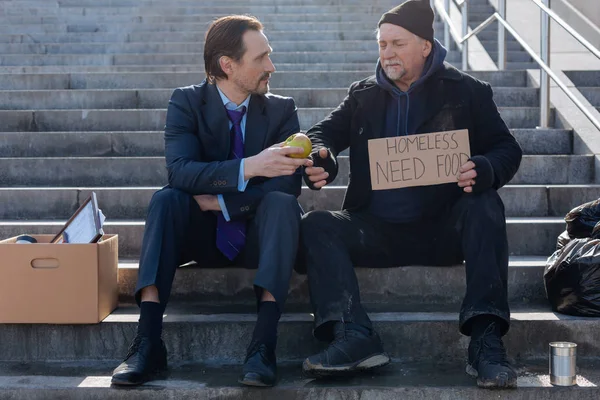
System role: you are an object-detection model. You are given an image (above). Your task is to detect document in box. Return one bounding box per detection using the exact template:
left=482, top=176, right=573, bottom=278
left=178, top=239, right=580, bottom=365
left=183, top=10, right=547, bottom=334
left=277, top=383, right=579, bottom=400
left=51, top=192, right=105, bottom=244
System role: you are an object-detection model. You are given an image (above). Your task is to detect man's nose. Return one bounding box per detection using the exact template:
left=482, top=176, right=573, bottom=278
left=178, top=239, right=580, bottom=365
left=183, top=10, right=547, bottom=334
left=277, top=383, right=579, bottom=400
left=382, top=46, right=395, bottom=59
left=266, top=56, right=276, bottom=73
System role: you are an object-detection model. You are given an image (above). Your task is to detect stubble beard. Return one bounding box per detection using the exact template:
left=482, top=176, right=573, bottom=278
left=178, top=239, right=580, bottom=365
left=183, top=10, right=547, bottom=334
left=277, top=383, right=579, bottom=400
left=234, top=72, right=270, bottom=96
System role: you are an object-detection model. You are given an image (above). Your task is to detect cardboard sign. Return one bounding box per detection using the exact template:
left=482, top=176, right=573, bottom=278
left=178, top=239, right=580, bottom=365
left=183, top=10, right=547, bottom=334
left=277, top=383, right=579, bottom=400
left=368, top=129, right=471, bottom=190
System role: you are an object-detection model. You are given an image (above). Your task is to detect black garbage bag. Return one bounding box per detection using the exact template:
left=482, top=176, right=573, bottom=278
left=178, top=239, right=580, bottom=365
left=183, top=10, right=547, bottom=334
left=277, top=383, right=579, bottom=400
left=544, top=238, right=600, bottom=317
left=556, top=230, right=571, bottom=251
left=565, top=198, right=600, bottom=238
left=593, top=221, right=600, bottom=239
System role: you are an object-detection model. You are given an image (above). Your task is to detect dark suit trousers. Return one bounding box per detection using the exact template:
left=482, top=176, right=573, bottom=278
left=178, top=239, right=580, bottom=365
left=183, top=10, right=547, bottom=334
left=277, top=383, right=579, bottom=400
left=299, top=189, right=510, bottom=341
left=135, top=187, right=301, bottom=312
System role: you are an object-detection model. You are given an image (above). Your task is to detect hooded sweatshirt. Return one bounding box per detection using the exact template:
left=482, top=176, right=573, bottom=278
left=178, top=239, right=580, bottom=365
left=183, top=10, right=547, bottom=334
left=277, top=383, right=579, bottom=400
left=367, top=39, right=448, bottom=223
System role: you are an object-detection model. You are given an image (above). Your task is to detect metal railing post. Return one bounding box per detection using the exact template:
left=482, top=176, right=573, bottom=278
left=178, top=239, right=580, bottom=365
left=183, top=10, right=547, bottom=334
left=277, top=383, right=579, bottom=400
left=444, top=0, right=451, bottom=50
left=498, top=0, right=507, bottom=70
left=461, top=0, right=469, bottom=70
left=540, top=0, right=551, bottom=128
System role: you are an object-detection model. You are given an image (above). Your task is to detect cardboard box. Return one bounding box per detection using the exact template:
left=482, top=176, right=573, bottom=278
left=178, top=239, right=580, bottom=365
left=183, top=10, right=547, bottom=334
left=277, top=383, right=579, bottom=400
left=0, top=234, right=118, bottom=324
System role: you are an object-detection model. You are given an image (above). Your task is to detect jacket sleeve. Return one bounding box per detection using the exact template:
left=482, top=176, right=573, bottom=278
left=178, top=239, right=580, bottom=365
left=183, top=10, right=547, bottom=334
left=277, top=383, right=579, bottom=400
left=304, top=83, right=357, bottom=188
left=165, top=88, right=241, bottom=195
left=471, top=82, right=523, bottom=189
left=221, top=98, right=302, bottom=220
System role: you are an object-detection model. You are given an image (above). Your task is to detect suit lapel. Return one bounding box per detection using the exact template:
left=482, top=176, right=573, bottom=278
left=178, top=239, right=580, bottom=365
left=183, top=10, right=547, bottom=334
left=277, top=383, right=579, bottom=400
left=199, top=82, right=231, bottom=160
left=244, top=95, right=269, bottom=157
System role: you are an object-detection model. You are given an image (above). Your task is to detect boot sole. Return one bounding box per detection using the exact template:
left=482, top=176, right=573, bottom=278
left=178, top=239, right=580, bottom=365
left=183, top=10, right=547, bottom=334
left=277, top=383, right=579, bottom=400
left=466, top=364, right=517, bottom=389
left=111, top=368, right=168, bottom=387
left=238, top=377, right=275, bottom=387
left=303, top=353, right=390, bottom=378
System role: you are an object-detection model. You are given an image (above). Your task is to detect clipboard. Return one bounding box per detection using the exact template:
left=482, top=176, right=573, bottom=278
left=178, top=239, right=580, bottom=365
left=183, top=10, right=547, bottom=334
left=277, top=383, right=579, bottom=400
left=51, top=192, right=104, bottom=244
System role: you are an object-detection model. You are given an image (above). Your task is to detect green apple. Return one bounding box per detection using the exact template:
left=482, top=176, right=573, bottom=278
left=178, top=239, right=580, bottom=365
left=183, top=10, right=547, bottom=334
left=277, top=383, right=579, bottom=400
left=284, top=133, right=312, bottom=159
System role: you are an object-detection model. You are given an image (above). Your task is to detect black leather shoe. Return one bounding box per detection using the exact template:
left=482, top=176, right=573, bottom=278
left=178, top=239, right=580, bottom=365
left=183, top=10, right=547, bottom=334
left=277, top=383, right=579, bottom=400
left=303, top=323, right=390, bottom=378
left=111, top=335, right=168, bottom=386
left=238, top=341, right=277, bottom=387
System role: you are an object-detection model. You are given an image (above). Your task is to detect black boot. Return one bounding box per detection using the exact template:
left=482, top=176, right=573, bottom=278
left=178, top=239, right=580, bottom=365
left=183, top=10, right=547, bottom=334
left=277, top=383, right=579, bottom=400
left=239, top=340, right=277, bottom=387
left=303, top=322, right=390, bottom=378
left=111, top=335, right=168, bottom=386
left=466, top=322, right=517, bottom=389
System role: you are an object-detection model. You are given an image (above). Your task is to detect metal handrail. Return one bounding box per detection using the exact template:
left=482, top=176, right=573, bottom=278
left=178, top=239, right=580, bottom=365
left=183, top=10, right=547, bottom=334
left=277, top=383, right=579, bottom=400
left=433, top=0, right=600, bottom=131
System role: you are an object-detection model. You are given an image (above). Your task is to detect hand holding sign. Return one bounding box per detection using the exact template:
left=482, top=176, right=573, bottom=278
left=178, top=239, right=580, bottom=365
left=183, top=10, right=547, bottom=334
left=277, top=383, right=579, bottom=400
left=457, top=160, right=477, bottom=193
left=368, top=129, right=471, bottom=190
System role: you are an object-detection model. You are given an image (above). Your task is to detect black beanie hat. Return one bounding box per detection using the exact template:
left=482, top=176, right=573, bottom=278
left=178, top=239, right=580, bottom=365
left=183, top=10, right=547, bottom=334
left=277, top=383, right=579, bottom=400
left=378, top=0, right=435, bottom=43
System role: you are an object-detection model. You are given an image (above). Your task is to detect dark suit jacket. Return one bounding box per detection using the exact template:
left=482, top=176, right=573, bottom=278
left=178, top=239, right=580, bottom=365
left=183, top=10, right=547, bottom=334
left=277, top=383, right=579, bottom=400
left=164, top=79, right=301, bottom=220
left=306, top=63, right=523, bottom=213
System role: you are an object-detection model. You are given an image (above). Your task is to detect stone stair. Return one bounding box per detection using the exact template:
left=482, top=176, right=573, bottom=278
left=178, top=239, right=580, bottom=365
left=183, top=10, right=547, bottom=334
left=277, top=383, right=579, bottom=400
left=568, top=71, right=600, bottom=115
left=1, top=0, right=599, bottom=397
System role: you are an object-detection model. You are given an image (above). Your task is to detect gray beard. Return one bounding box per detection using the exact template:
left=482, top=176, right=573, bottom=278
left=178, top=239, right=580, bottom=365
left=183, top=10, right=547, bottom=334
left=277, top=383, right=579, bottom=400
left=384, top=66, right=406, bottom=82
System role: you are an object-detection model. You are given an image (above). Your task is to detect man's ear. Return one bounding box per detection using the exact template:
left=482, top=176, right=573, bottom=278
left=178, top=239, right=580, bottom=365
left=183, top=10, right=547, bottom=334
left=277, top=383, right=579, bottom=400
left=423, top=40, right=433, bottom=58
left=219, top=56, right=233, bottom=76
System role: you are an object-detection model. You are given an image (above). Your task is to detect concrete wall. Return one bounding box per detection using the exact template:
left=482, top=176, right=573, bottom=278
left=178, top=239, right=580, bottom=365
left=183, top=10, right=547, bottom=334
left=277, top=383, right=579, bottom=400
left=567, top=0, right=600, bottom=27
left=553, top=0, right=600, bottom=49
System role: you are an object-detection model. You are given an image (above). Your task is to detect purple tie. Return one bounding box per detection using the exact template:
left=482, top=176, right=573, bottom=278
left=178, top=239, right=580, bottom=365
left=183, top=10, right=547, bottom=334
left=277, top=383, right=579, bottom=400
left=216, top=106, right=247, bottom=261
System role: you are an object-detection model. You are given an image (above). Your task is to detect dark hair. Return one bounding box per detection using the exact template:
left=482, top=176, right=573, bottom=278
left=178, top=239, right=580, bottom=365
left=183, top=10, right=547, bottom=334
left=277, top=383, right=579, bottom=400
left=204, top=15, right=264, bottom=83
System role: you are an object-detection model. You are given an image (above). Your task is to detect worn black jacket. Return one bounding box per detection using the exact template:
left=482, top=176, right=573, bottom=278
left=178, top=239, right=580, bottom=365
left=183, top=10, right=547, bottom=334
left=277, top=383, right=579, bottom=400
left=164, top=80, right=301, bottom=220
left=306, top=63, right=523, bottom=214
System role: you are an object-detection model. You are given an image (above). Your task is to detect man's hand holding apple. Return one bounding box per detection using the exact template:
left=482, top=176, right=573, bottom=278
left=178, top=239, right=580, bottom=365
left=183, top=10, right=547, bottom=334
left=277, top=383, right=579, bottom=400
left=244, top=135, right=313, bottom=179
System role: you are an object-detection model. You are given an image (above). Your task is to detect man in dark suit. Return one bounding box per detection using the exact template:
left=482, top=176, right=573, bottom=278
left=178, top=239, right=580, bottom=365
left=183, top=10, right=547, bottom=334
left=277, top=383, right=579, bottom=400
left=111, top=15, right=311, bottom=387
left=300, top=0, right=522, bottom=389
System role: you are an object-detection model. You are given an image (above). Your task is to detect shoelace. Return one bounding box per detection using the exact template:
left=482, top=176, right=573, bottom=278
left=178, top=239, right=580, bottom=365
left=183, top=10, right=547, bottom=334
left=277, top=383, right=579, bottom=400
left=473, top=323, right=510, bottom=366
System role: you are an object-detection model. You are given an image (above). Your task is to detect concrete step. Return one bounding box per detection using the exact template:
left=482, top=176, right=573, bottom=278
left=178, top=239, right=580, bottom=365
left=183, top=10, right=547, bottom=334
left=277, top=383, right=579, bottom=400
left=0, top=0, right=402, bottom=5
left=0, top=128, right=572, bottom=158
left=0, top=51, right=462, bottom=66
left=476, top=30, right=518, bottom=42
left=0, top=153, right=589, bottom=187
left=0, top=5, right=399, bottom=16
left=0, top=64, right=381, bottom=74
left=512, top=128, right=572, bottom=155
left=488, top=52, right=533, bottom=63
left=565, top=70, right=600, bottom=86
left=115, top=257, right=549, bottom=305
left=467, top=4, right=496, bottom=14
left=1, top=184, right=595, bottom=220
left=0, top=304, right=598, bottom=363
left=0, top=107, right=551, bottom=133
left=578, top=87, right=600, bottom=107
left=0, top=40, right=388, bottom=54
left=480, top=40, right=525, bottom=52
left=0, top=21, right=401, bottom=34
left=0, top=11, right=421, bottom=24
left=0, top=13, right=394, bottom=25
left=0, top=217, right=567, bottom=257
left=0, top=361, right=598, bottom=399
left=0, top=70, right=529, bottom=90
left=0, top=87, right=541, bottom=110
left=506, top=62, right=541, bottom=70
left=0, top=0, right=401, bottom=5
left=0, top=30, right=385, bottom=44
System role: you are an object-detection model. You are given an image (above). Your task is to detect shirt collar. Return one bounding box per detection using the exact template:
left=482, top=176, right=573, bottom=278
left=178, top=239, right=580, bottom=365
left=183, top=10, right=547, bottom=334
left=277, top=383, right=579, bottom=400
left=216, top=85, right=251, bottom=112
